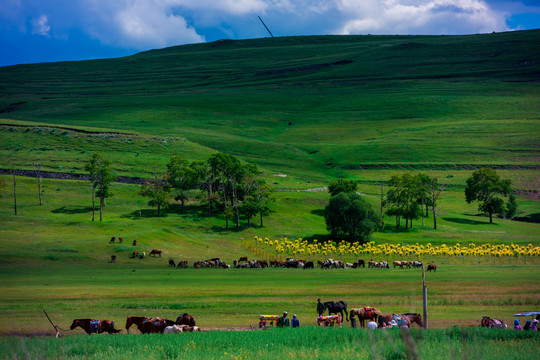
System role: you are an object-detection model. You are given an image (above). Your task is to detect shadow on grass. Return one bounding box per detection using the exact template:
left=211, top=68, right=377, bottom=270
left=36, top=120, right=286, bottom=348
left=310, top=209, right=325, bottom=217
left=443, top=217, right=496, bottom=225
left=121, top=209, right=169, bottom=219
left=51, top=206, right=92, bottom=214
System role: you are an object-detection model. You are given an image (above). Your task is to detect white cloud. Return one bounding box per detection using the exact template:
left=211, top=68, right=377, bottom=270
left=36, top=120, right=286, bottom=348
left=334, top=0, right=509, bottom=35
left=31, top=14, right=51, bottom=36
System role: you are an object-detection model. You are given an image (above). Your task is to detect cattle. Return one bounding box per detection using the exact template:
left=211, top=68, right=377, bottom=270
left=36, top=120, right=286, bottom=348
left=118, top=237, right=123, bottom=244
left=357, top=259, right=365, bottom=268
left=132, top=251, right=139, bottom=258
left=133, top=240, right=137, bottom=246
left=258, top=260, right=268, bottom=268
left=368, top=260, right=378, bottom=268
left=401, top=261, right=412, bottom=269
left=345, top=262, right=353, bottom=268
left=238, top=256, right=248, bottom=262
left=393, top=261, right=403, bottom=268
left=169, top=259, right=176, bottom=267
left=109, top=236, right=116, bottom=244
left=427, top=264, right=437, bottom=272
left=412, top=261, right=423, bottom=268
left=139, top=252, right=146, bottom=259
left=379, top=261, right=389, bottom=269
left=177, top=260, right=188, bottom=268
left=149, top=249, right=162, bottom=257
left=303, top=261, right=314, bottom=269
left=111, top=255, right=116, bottom=262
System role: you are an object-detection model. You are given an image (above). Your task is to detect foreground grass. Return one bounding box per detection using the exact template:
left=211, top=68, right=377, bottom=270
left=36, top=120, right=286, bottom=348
left=2, top=327, right=538, bottom=360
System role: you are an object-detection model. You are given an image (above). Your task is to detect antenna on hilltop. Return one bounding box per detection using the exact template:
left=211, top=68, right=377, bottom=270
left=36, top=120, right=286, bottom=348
left=258, top=16, right=274, bottom=38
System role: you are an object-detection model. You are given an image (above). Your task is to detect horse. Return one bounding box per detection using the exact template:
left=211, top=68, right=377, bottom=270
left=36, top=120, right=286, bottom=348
left=70, top=319, right=120, bottom=334
left=377, top=313, right=424, bottom=328
left=110, top=255, right=116, bottom=262
left=138, top=317, right=175, bottom=334
left=149, top=249, right=162, bottom=257
left=481, top=316, right=507, bottom=329
left=427, top=264, right=437, bottom=272
left=169, top=259, right=176, bottom=267
left=176, top=313, right=196, bottom=327
left=325, top=301, right=349, bottom=322
left=125, top=316, right=150, bottom=333
left=109, top=236, right=115, bottom=244
left=349, top=307, right=382, bottom=328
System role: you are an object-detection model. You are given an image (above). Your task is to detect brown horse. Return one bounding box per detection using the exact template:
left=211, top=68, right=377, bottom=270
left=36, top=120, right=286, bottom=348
left=377, top=313, right=424, bottom=328
left=70, top=319, right=120, bottom=334
left=138, top=317, right=176, bottom=334
left=176, top=313, right=196, bottom=327
left=125, top=316, right=150, bottom=333
left=349, top=307, right=382, bottom=328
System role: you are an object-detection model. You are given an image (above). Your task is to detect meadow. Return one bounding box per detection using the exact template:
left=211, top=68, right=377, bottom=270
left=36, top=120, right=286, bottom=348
left=0, top=30, right=539, bottom=357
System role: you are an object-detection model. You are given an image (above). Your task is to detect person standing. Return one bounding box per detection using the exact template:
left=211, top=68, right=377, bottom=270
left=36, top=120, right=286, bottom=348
left=277, top=311, right=290, bottom=327
left=317, top=299, right=326, bottom=316
left=292, top=314, right=300, bottom=328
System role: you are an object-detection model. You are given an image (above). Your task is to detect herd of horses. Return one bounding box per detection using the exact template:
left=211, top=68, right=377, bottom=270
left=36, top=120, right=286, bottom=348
left=322, top=301, right=424, bottom=328
left=70, top=313, right=199, bottom=335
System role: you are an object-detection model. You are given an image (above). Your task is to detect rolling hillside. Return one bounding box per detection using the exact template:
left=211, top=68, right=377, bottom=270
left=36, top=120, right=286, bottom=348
left=1, top=30, right=539, bottom=180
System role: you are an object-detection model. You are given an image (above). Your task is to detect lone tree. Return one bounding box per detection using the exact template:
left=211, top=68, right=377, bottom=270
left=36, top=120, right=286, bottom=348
left=328, top=179, right=357, bottom=196
left=140, top=169, right=171, bottom=217
left=324, top=192, right=379, bottom=242
left=465, top=168, right=511, bottom=224
left=85, top=153, right=116, bottom=221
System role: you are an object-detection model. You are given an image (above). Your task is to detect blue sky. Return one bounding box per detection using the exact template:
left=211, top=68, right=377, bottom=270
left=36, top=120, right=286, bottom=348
left=1, top=0, right=539, bottom=67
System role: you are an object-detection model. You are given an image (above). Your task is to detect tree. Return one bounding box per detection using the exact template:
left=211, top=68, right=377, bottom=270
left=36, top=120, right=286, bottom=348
left=85, top=153, right=116, bottom=221
left=324, top=192, right=379, bottom=242
left=430, top=176, right=443, bottom=229
left=328, top=179, right=357, bottom=196
left=190, top=160, right=215, bottom=217
left=465, top=168, right=511, bottom=224
left=167, top=156, right=196, bottom=213
left=505, top=193, right=518, bottom=219
left=415, top=173, right=431, bottom=228
left=139, top=169, right=171, bottom=217
left=386, top=174, right=421, bottom=230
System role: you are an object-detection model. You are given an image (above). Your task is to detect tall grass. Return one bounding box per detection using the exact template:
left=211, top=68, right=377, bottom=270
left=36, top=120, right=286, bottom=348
left=2, top=327, right=538, bottom=360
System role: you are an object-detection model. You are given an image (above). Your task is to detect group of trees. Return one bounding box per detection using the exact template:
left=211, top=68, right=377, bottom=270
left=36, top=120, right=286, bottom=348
left=324, top=168, right=518, bottom=243
left=128, top=153, right=274, bottom=228
left=383, top=173, right=443, bottom=230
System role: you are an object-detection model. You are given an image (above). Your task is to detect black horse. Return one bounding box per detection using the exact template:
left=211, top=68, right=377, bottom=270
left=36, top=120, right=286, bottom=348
left=324, top=301, right=349, bottom=322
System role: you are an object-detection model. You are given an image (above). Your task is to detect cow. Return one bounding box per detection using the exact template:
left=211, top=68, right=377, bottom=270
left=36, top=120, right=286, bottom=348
left=368, top=260, right=378, bottom=268
left=357, top=259, right=365, bottom=268
left=379, top=261, right=389, bottom=269
left=111, top=255, right=116, bottom=262
left=118, top=237, right=123, bottom=244
left=133, top=240, right=137, bottom=246
left=169, top=259, right=176, bottom=267
left=238, top=256, right=248, bottom=262
left=427, top=264, right=437, bottom=272
left=132, top=251, right=139, bottom=258
left=139, top=252, right=146, bottom=259
left=304, top=261, right=314, bottom=269
left=412, top=261, right=423, bottom=268
left=177, top=260, right=188, bottom=268
left=109, top=236, right=116, bottom=244
left=149, top=249, right=162, bottom=257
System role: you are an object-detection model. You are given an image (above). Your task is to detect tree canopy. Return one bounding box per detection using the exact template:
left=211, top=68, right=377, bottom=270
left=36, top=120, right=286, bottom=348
left=324, top=192, right=379, bottom=242
left=465, top=168, right=512, bottom=223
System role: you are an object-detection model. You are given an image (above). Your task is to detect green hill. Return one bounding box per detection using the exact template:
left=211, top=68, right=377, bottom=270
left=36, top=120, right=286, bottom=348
left=1, top=30, right=539, bottom=180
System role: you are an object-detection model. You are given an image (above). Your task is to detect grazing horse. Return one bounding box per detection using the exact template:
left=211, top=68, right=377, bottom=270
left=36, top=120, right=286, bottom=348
left=481, top=316, right=507, bottom=329
left=427, top=264, right=437, bottom=272
left=169, top=259, right=176, bottom=267
left=138, top=318, right=175, bottom=334
left=118, top=237, right=123, bottom=244
left=109, top=236, right=116, bottom=244
left=349, top=307, right=382, bottom=328
left=150, top=249, right=162, bottom=257
left=110, top=255, right=116, bottom=262
left=176, top=313, right=196, bottom=327
left=133, top=240, right=137, bottom=246
left=70, top=319, right=120, bottom=334
left=125, top=316, right=149, bottom=333
left=132, top=251, right=138, bottom=258
left=325, top=301, right=349, bottom=322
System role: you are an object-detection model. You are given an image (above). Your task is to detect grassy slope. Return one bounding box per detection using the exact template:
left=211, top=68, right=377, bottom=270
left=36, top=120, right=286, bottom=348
left=0, top=31, right=539, bottom=335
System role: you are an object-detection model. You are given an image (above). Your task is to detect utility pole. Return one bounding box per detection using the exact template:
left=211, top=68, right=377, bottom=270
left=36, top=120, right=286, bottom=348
left=422, top=264, right=428, bottom=329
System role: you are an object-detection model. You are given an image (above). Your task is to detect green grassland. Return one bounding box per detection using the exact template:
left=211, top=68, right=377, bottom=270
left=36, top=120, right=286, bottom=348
left=2, top=327, right=539, bottom=360
left=0, top=29, right=539, bottom=348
